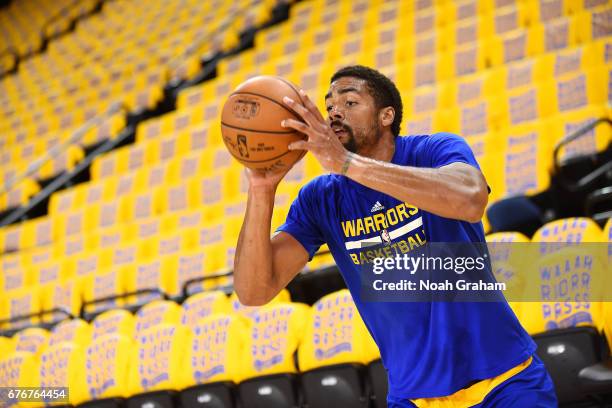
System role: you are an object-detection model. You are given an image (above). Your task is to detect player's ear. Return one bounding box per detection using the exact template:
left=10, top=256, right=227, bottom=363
left=380, top=107, right=395, bottom=127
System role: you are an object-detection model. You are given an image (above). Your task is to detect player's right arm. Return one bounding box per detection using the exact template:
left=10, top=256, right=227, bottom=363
left=233, top=169, right=309, bottom=306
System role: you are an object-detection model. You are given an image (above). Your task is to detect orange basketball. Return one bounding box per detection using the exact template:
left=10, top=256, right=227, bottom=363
left=220, top=75, right=307, bottom=172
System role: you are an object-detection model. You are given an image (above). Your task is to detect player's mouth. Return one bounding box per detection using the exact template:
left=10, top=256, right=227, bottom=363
left=331, top=122, right=350, bottom=138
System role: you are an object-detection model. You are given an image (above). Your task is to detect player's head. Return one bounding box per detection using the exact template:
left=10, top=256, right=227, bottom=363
left=327, top=65, right=403, bottom=153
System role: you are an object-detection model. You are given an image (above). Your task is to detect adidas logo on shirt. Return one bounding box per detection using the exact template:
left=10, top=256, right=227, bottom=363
left=370, top=201, right=385, bottom=213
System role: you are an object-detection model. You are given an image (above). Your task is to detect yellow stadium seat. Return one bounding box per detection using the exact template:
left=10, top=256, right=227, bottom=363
left=52, top=208, right=91, bottom=239
left=0, top=261, right=31, bottom=293
left=181, top=291, right=231, bottom=326
left=124, top=214, right=176, bottom=241
left=41, top=280, right=82, bottom=323
left=575, top=6, right=612, bottom=44
left=181, top=314, right=249, bottom=387
left=165, top=249, right=222, bottom=296
left=91, top=309, right=135, bottom=340
left=241, top=302, right=309, bottom=380
left=548, top=68, right=610, bottom=115
left=483, top=4, right=530, bottom=37
left=30, top=260, right=68, bottom=288
left=82, top=267, right=127, bottom=316
left=131, top=162, right=172, bottom=192
left=37, top=144, right=85, bottom=180
left=20, top=216, right=54, bottom=251
left=2, top=177, right=40, bottom=211
left=493, top=84, right=555, bottom=128
left=85, top=224, right=129, bottom=251
left=165, top=152, right=210, bottom=185
left=2, top=287, right=42, bottom=331
left=228, top=289, right=291, bottom=321
left=133, top=300, right=182, bottom=335
left=548, top=105, right=611, bottom=162
left=446, top=100, right=500, bottom=136
left=0, top=352, right=39, bottom=399
left=401, top=110, right=449, bottom=136
left=0, top=335, right=14, bottom=354
left=518, top=248, right=607, bottom=335
left=489, top=55, right=551, bottom=91
left=75, top=333, right=132, bottom=404
left=129, top=324, right=192, bottom=395
left=37, top=341, right=85, bottom=405
left=65, top=250, right=110, bottom=279
left=532, top=217, right=604, bottom=258
left=13, top=327, right=49, bottom=355
left=524, top=0, right=570, bottom=25
left=48, top=318, right=91, bottom=347
left=402, top=82, right=452, bottom=118
left=121, top=188, right=162, bottom=221
left=298, top=289, right=379, bottom=372
left=494, top=122, right=554, bottom=198
left=447, top=70, right=497, bottom=107
left=54, top=234, right=89, bottom=259
left=122, top=258, right=172, bottom=304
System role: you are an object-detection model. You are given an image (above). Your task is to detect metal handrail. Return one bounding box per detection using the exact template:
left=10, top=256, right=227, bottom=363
left=552, top=117, right=612, bottom=193
left=0, top=101, right=124, bottom=196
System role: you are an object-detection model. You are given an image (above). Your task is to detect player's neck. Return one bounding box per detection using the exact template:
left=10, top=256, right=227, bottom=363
left=357, top=131, right=395, bottom=162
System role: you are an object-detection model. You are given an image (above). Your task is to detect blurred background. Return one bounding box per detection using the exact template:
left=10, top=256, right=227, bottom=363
left=0, top=0, right=610, bottom=407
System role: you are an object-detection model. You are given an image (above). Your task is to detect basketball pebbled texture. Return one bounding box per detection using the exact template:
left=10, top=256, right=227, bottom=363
left=220, top=75, right=307, bottom=172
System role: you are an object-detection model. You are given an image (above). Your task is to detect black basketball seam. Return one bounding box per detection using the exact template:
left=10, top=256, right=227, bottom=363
left=220, top=121, right=299, bottom=134
left=232, top=148, right=299, bottom=163
left=274, top=76, right=303, bottom=102
left=227, top=90, right=303, bottom=118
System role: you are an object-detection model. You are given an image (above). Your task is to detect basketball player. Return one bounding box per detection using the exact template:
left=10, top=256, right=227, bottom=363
left=233, top=65, right=557, bottom=407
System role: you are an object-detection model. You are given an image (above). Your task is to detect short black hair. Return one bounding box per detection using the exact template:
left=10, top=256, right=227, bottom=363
left=330, top=65, right=403, bottom=137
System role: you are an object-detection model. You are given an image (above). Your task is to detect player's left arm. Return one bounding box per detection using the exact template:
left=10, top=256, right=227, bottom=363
left=282, top=91, right=488, bottom=223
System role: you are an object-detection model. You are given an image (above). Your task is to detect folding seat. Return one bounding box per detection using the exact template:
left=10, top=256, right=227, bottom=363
left=0, top=221, right=26, bottom=254
left=548, top=67, right=610, bottom=116
left=575, top=6, right=612, bottom=44
left=1, top=287, right=42, bottom=333
left=36, top=341, right=86, bottom=405
left=228, top=289, right=291, bottom=321
left=236, top=302, right=309, bottom=408
left=41, top=279, right=82, bottom=324
left=123, top=259, right=175, bottom=306
left=121, top=188, right=162, bottom=221
left=298, top=290, right=380, bottom=408
left=82, top=110, right=127, bottom=147
left=168, top=249, right=223, bottom=296
left=401, top=110, right=449, bottom=136
left=394, top=55, right=452, bottom=91
left=518, top=248, right=609, bottom=404
left=71, top=333, right=132, bottom=407
left=48, top=318, right=91, bottom=347
left=482, top=4, right=530, bottom=38
left=533, top=217, right=603, bottom=244
left=135, top=116, right=165, bottom=143
left=493, top=84, right=556, bottom=129
left=486, top=27, right=546, bottom=67
left=124, top=214, right=176, bottom=241
left=127, top=323, right=191, bottom=408
left=37, top=144, right=85, bottom=180
left=82, top=267, right=128, bottom=318
left=447, top=70, right=497, bottom=108
left=91, top=309, right=135, bottom=339
left=181, top=291, right=231, bottom=327
left=548, top=105, right=611, bottom=162
left=530, top=16, right=580, bottom=54
left=18, top=215, right=54, bottom=251
left=495, top=122, right=554, bottom=198
left=64, top=249, right=111, bottom=280
left=133, top=300, right=182, bottom=336
left=489, top=55, right=550, bottom=92
left=107, top=239, right=149, bottom=270
left=0, top=351, right=39, bottom=406
left=12, top=327, right=49, bottom=355
left=177, top=314, right=247, bottom=408
left=86, top=224, right=129, bottom=251
left=157, top=180, right=194, bottom=214
left=402, top=82, right=452, bottom=118
left=52, top=208, right=91, bottom=239
left=0, top=261, right=31, bottom=294
left=88, top=199, right=128, bottom=231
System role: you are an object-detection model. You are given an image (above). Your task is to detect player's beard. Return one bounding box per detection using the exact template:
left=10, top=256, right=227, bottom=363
left=347, top=121, right=382, bottom=154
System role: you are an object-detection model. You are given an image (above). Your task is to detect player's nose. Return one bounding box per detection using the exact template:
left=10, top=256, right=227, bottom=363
left=328, top=105, right=344, bottom=120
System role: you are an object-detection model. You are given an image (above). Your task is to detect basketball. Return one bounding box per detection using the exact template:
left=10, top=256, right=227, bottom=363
left=220, top=75, right=307, bottom=172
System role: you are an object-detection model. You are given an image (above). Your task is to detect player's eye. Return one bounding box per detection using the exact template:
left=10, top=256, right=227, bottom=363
left=326, top=105, right=333, bottom=112
left=346, top=101, right=357, bottom=106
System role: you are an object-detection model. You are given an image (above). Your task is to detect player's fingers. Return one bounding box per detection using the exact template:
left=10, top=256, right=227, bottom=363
left=288, top=140, right=310, bottom=150
left=299, top=89, right=326, bottom=123
left=283, top=96, right=325, bottom=131
left=281, top=118, right=312, bottom=136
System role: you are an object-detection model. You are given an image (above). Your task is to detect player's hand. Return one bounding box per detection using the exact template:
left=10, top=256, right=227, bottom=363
left=244, top=166, right=291, bottom=192
left=281, top=90, right=349, bottom=174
